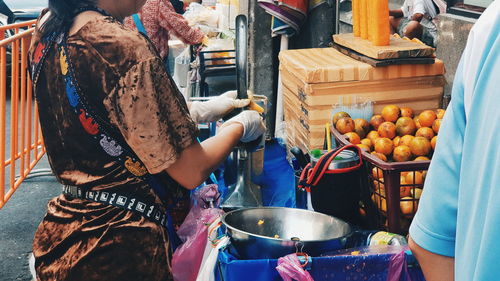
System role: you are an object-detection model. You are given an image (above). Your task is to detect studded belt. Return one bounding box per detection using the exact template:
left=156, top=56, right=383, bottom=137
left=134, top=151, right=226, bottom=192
left=62, top=185, right=169, bottom=227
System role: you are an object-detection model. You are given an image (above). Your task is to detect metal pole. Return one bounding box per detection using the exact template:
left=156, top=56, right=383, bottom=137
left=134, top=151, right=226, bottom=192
left=335, top=0, right=340, bottom=34
left=235, top=15, right=248, bottom=100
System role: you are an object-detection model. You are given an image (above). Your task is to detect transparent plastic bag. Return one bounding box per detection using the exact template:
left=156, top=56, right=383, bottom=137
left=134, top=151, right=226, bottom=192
left=321, top=245, right=415, bottom=281
left=183, top=3, right=220, bottom=28
left=195, top=219, right=229, bottom=281
left=172, top=185, right=224, bottom=281
left=174, top=46, right=191, bottom=88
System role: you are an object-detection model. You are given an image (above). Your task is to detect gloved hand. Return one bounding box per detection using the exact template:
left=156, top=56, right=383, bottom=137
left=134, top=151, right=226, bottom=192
left=189, top=90, right=250, bottom=123
left=201, top=35, right=210, bottom=47
left=222, top=110, right=266, bottom=142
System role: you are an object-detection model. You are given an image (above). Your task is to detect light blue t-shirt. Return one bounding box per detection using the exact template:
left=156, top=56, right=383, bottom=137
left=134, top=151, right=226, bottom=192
left=409, top=1, right=500, bottom=280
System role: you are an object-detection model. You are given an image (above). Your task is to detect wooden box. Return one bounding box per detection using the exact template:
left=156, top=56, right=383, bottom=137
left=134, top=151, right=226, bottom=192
left=279, top=48, right=445, bottom=151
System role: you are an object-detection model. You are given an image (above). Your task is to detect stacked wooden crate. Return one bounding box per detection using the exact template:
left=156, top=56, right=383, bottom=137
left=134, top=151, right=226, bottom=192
left=279, top=48, right=445, bottom=152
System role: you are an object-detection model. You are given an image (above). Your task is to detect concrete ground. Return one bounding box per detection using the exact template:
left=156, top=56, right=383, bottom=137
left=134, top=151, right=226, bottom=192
left=0, top=156, right=60, bottom=281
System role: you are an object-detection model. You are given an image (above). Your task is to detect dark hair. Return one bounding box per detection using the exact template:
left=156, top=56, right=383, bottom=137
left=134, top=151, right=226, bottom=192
left=40, top=0, right=96, bottom=35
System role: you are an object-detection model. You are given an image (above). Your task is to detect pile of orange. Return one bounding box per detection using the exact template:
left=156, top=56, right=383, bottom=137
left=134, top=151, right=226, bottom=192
left=333, top=105, right=446, bottom=218
left=332, top=105, right=445, bottom=163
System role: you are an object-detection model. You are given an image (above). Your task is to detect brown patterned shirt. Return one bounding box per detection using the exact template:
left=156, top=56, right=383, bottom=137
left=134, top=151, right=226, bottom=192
left=30, top=14, right=198, bottom=281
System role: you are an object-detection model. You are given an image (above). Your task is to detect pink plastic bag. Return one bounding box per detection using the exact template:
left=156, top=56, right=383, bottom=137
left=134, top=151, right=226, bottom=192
left=276, top=254, right=315, bottom=281
left=172, top=185, right=224, bottom=281
left=387, top=250, right=412, bottom=281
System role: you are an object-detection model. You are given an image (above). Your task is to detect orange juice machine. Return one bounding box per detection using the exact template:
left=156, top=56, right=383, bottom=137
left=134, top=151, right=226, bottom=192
left=221, top=15, right=267, bottom=210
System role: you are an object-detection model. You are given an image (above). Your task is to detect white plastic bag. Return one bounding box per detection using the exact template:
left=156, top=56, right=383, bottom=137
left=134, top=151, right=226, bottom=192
left=195, top=218, right=229, bottom=281
left=174, top=46, right=191, bottom=88
left=184, top=3, right=220, bottom=28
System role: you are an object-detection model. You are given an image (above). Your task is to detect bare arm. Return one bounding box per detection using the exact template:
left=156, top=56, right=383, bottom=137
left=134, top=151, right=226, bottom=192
left=409, top=236, right=454, bottom=281
left=411, top=13, right=424, bottom=22
left=165, top=123, right=243, bottom=189
left=389, top=9, right=404, bottom=18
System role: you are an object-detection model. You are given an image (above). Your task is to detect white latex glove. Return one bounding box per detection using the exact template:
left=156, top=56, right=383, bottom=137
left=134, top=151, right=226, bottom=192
left=189, top=91, right=250, bottom=123
left=222, top=110, right=266, bottom=142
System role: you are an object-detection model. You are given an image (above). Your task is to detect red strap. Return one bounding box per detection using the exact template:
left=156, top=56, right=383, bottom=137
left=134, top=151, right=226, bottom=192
left=307, top=145, right=363, bottom=188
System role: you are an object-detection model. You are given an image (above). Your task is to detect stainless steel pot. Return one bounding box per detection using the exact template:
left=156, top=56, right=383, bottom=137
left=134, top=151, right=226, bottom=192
left=222, top=207, right=352, bottom=259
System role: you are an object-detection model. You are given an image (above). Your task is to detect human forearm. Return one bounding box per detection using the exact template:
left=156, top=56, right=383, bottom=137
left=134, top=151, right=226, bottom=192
left=389, top=9, right=403, bottom=18
left=411, top=13, right=424, bottom=22
left=165, top=123, right=243, bottom=189
left=409, top=236, right=454, bottom=281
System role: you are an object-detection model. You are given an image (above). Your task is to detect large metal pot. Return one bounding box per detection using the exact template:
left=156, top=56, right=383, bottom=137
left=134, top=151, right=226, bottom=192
left=222, top=207, right=352, bottom=259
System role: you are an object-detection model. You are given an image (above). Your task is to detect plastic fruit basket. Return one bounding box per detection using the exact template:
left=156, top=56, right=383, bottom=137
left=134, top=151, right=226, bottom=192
left=331, top=126, right=430, bottom=234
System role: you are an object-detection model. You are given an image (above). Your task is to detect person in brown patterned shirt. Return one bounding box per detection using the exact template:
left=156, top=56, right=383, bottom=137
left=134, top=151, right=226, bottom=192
left=29, top=0, right=265, bottom=280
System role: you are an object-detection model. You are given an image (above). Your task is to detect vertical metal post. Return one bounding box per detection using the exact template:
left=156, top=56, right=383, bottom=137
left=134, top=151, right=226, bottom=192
left=235, top=15, right=248, bottom=100
left=335, top=0, right=341, bottom=34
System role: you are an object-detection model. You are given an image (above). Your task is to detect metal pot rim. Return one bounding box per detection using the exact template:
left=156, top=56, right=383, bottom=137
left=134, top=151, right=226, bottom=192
left=221, top=207, right=352, bottom=242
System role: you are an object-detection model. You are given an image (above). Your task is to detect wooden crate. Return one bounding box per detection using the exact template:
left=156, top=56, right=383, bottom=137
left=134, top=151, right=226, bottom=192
left=333, top=33, right=435, bottom=60
left=280, top=48, right=445, bottom=151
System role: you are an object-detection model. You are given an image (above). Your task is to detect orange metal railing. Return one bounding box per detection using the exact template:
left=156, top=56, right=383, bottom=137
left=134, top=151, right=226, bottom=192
left=0, top=19, right=46, bottom=209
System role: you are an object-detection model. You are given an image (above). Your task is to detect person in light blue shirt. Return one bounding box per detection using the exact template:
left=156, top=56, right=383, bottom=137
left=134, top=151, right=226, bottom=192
left=408, top=1, right=499, bottom=280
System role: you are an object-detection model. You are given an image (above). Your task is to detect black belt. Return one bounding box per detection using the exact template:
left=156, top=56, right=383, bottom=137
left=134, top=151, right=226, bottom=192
left=62, top=185, right=168, bottom=227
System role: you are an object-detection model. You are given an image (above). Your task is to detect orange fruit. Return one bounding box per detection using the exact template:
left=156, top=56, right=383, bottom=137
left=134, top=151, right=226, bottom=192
left=332, top=111, right=351, bottom=126
left=400, top=107, right=414, bottom=118
left=378, top=122, right=397, bottom=139
left=371, top=151, right=387, bottom=161
left=381, top=105, right=401, bottom=122
left=372, top=167, right=384, bottom=179
left=406, top=171, right=423, bottom=185
left=374, top=137, right=394, bottom=156
left=393, top=145, right=412, bottom=162
left=414, top=156, right=430, bottom=161
left=344, top=132, right=361, bottom=144
left=370, top=115, right=385, bottom=130
left=355, top=126, right=367, bottom=139
left=379, top=198, right=388, bottom=213
left=399, top=135, right=414, bottom=147
left=436, top=109, right=446, bottom=119
left=414, top=116, right=422, bottom=129
left=400, top=185, right=411, bottom=198
left=431, top=136, right=437, bottom=150
left=395, top=117, right=417, bottom=136
left=432, top=119, right=442, bottom=134
left=361, top=138, right=373, bottom=149
left=418, top=110, right=437, bottom=127
left=336, top=117, right=355, bottom=134
left=393, top=136, right=401, bottom=147
left=354, top=118, right=370, bottom=133
left=411, top=188, right=423, bottom=199
left=400, top=197, right=418, bottom=215
left=373, top=180, right=385, bottom=191
left=415, top=127, right=435, bottom=141
left=410, top=137, right=432, bottom=156
left=367, top=131, right=380, bottom=144
left=357, top=144, right=371, bottom=152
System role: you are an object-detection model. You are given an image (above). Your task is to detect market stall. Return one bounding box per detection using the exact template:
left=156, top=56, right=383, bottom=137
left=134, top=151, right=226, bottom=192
left=173, top=0, right=445, bottom=279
